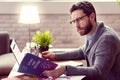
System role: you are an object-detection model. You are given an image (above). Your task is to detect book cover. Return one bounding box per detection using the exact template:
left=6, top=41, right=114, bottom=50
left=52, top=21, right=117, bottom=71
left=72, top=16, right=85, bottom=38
left=18, top=53, right=58, bottom=78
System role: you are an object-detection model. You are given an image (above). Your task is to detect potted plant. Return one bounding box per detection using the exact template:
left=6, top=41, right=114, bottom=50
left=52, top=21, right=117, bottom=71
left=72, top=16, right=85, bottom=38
left=32, top=30, right=53, bottom=53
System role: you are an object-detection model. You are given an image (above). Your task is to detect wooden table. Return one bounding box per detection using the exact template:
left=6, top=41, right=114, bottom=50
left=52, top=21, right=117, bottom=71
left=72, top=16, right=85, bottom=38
left=8, top=59, right=86, bottom=77
left=4, top=48, right=86, bottom=80
left=6, top=60, right=85, bottom=80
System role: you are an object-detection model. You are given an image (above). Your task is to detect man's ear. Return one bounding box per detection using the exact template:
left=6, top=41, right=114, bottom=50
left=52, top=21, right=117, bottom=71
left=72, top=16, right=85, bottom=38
left=89, top=12, right=95, bottom=21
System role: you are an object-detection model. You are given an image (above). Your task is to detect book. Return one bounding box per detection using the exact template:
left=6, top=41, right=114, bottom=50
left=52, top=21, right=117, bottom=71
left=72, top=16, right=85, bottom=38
left=18, top=53, right=58, bottom=78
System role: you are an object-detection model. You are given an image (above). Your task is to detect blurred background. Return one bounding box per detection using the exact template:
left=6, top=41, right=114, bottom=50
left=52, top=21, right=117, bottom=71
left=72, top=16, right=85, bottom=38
left=0, top=0, right=120, bottom=51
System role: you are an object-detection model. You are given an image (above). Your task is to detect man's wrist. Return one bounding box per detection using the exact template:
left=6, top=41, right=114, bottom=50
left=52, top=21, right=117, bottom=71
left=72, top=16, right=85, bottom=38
left=63, top=66, right=67, bottom=75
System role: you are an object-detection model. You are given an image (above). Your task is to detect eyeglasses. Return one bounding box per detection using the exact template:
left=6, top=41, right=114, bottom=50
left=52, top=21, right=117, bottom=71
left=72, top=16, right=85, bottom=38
left=70, top=15, right=87, bottom=24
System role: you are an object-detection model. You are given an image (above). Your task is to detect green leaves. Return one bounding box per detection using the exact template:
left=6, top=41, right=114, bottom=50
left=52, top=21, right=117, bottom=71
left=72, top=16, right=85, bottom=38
left=117, top=0, right=120, bottom=4
left=32, top=30, right=53, bottom=47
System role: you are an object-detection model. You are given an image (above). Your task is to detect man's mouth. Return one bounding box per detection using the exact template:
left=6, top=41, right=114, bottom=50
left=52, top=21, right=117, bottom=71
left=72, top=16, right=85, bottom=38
left=77, top=29, right=84, bottom=33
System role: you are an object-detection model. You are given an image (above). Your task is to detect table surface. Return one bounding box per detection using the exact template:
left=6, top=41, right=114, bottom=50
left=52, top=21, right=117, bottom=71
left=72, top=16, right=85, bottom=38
left=7, top=48, right=86, bottom=80
left=8, top=59, right=85, bottom=77
left=8, top=61, right=85, bottom=80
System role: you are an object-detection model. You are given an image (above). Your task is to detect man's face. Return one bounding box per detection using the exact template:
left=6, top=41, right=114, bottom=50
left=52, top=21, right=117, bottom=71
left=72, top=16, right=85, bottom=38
left=70, top=10, right=92, bottom=36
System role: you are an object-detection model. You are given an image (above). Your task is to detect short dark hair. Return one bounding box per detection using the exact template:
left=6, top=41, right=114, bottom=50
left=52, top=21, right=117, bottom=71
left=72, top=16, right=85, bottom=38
left=70, top=1, right=96, bottom=22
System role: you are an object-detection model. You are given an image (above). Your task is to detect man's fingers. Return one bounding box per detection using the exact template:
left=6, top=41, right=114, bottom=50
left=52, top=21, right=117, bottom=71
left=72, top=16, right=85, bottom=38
left=42, top=70, right=51, bottom=77
left=42, top=54, right=49, bottom=59
left=42, top=51, right=49, bottom=54
left=41, top=51, right=49, bottom=58
left=42, top=70, right=57, bottom=78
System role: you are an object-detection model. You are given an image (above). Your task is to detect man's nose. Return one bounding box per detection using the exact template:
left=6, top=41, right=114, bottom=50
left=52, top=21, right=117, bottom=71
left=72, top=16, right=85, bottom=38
left=75, top=21, right=80, bottom=28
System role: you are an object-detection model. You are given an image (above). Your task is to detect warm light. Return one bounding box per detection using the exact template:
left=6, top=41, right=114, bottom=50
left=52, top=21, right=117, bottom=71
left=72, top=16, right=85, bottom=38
left=19, top=6, right=40, bottom=24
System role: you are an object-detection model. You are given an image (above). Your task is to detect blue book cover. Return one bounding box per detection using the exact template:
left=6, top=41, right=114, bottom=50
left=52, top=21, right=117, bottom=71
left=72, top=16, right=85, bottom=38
left=18, top=53, right=58, bottom=78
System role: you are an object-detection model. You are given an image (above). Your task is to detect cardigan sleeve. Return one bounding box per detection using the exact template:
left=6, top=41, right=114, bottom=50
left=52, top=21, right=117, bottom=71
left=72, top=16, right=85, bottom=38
left=55, top=46, right=85, bottom=61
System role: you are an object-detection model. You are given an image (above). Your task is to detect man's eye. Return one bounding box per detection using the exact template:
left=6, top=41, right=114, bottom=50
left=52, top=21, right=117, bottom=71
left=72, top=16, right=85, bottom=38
left=76, top=18, right=81, bottom=22
left=72, top=20, right=76, bottom=23
left=80, top=18, right=84, bottom=20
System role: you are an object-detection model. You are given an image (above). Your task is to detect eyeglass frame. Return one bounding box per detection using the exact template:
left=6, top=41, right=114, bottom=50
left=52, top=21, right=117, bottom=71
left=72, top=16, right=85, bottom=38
left=70, top=15, right=87, bottom=24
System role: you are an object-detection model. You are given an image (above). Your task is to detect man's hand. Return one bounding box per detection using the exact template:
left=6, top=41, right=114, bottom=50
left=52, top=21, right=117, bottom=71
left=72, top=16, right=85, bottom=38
left=42, top=51, right=56, bottom=61
left=42, top=65, right=66, bottom=78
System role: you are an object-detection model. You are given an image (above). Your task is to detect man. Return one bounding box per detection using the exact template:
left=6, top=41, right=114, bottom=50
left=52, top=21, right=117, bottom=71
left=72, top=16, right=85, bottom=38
left=42, top=1, right=120, bottom=80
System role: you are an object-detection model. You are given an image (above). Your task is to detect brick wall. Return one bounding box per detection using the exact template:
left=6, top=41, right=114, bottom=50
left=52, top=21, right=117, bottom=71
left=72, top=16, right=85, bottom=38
left=0, top=14, right=120, bottom=51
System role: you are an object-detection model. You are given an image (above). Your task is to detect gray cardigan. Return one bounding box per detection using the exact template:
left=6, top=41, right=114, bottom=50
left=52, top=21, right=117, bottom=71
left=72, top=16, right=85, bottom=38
left=56, top=22, right=120, bottom=80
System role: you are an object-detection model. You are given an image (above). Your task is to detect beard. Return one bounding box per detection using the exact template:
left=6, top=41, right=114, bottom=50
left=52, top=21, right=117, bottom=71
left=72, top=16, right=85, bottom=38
left=77, top=21, right=93, bottom=36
